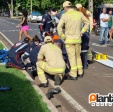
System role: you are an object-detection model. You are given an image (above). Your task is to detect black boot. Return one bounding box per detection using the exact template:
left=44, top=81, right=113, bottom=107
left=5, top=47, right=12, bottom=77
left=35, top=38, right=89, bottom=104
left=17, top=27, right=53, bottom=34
left=46, top=87, right=61, bottom=100
left=38, top=82, right=48, bottom=88
left=54, top=75, right=62, bottom=85
left=78, top=74, right=84, bottom=78
left=88, top=60, right=94, bottom=64
left=67, top=75, right=77, bottom=80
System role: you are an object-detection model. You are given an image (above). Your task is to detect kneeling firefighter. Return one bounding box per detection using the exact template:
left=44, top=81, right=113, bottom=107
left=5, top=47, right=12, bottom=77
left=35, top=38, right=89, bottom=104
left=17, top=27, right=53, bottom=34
left=36, top=36, right=66, bottom=87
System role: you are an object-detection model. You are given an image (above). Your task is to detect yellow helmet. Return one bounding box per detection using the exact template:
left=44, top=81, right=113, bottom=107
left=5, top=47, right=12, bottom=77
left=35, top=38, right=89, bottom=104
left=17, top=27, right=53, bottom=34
left=75, top=3, right=82, bottom=9
left=63, top=1, right=72, bottom=8
left=44, top=36, right=52, bottom=43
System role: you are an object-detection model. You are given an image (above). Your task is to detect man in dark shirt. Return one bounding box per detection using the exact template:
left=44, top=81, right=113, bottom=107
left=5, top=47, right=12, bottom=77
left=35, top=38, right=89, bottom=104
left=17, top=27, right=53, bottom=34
left=7, top=38, right=30, bottom=69
left=39, top=9, right=54, bottom=41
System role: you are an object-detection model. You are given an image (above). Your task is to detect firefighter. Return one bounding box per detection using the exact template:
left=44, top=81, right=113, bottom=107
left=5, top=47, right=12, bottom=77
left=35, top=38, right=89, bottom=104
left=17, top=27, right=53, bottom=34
left=57, top=1, right=89, bottom=80
left=39, top=10, right=54, bottom=41
left=7, top=38, right=30, bottom=69
left=76, top=3, right=93, bottom=64
left=53, top=39, right=70, bottom=74
left=36, top=36, right=66, bottom=87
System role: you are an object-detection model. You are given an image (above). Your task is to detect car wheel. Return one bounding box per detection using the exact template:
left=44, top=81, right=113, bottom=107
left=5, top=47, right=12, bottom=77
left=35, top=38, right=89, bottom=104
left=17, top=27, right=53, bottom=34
left=37, top=21, right=39, bottom=23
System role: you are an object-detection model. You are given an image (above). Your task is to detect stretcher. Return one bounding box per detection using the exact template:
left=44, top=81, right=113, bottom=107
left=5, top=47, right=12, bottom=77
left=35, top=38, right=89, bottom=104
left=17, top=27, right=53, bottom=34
left=95, top=59, right=113, bottom=68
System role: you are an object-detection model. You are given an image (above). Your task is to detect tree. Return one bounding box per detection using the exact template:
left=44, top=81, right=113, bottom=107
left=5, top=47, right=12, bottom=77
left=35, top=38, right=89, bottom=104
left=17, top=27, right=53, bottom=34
left=0, top=0, right=113, bottom=16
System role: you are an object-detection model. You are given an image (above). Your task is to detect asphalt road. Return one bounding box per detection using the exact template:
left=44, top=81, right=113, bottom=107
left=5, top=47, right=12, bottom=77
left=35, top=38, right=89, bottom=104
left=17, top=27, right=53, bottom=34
left=0, top=17, right=41, bottom=43
left=1, top=17, right=113, bottom=112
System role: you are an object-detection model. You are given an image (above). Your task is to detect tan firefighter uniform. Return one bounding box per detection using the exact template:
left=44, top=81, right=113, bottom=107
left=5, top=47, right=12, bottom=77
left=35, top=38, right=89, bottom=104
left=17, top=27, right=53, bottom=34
left=36, top=36, right=66, bottom=83
left=76, top=3, right=93, bottom=61
left=57, top=1, right=89, bottom=77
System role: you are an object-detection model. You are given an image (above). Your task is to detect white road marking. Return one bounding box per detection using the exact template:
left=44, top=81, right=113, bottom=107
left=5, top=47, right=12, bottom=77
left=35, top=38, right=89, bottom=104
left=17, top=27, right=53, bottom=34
left=0, top=32, right=14, bottom=46
left=0, top=18, right=15, bottom=25
left=92, top=43, right=107, bottom=47
left=0, top=29, right=38, bottom=32
left=49, top=79, right=87, bottom=112
left=11, top=23, right=15, bottom=24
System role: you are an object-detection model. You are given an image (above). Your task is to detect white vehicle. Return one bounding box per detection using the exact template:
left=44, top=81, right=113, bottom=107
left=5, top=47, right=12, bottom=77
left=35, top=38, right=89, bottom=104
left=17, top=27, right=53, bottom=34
left=28, top=11, right=42, bottom=22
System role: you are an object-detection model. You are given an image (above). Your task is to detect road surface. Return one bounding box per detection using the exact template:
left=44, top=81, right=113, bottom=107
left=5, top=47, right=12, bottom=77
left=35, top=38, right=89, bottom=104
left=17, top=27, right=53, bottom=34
left=0, top=17, right=113, bottom=112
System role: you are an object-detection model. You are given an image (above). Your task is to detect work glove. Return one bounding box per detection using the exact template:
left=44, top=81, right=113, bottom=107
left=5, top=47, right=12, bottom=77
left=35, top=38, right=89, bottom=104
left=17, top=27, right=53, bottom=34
left=42, top=32, right=46, bottom=37
left=53, top=28, right=57, bottom=34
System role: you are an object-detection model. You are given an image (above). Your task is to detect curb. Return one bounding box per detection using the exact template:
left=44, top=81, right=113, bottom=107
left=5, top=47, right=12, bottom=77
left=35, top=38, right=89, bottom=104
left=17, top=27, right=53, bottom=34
left=0, top=32, right=58, bottom=112
left=23, top=71, right=58, bottom=112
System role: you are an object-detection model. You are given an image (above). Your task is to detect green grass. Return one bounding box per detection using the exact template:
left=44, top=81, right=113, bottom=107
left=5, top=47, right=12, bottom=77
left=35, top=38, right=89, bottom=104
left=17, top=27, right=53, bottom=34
left=0, top=43, right=50, bottom=112
left=0, top=42, right=4, bottom=49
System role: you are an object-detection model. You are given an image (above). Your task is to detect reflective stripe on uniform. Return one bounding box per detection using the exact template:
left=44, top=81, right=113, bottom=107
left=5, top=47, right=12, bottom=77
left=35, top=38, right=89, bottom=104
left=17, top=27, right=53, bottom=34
left=81, top=28, right=87, bottom=33
left=65, top=38, right=82, bottom=43
left=88, top=53, right=92, bottom=56
left=47, top=68, right=65, bottom=73
left=41, top=62, right=65, bottom=73
left=81, top=50, right=87, bottom=53
left=77, top=65, right=83, bottom=69
left=61, top=34, right=65, bottom=39
left=65, top=45, right=69, bottom=48
left=24, top=52, right=30, bottom=55
left=42, top=62, right=46, bottom=69
left=71, top=66, right=77, bottom=70
left=47, top=20, right=52, bottom=23
left=38, top=71, right=44, bottom=75
left=15, top=43, right=28, bottom=52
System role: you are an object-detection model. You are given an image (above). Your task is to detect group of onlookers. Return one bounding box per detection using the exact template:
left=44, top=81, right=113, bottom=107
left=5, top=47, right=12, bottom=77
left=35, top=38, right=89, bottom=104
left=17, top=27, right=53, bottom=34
left=99, top=8, right=113, bottom=45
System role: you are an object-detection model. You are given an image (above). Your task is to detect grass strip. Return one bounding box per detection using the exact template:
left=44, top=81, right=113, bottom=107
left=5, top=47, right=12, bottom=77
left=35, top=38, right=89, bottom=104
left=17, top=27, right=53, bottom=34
left=0, top=42, right=50, bottom=112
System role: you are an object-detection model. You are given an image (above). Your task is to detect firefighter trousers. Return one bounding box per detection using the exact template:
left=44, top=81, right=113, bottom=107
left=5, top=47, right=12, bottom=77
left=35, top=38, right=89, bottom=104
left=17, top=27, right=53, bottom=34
left=36, top=61, right=65, bottom=83
left=66, top=44, right=83, bottom=77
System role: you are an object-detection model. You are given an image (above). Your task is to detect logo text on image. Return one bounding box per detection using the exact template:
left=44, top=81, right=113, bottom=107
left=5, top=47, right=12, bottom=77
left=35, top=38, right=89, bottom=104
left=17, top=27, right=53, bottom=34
left=89, top=93, right=113, bottom=106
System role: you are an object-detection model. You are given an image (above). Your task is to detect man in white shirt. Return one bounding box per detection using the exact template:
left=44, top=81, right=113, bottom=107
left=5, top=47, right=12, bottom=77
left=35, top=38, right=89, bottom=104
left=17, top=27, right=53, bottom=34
left=99, top=8, right=110, bottom=45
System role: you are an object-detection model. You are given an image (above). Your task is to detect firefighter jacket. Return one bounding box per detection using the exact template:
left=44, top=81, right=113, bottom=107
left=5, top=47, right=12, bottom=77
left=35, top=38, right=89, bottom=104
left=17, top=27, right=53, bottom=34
left=57, top=9, right=89, bottom=44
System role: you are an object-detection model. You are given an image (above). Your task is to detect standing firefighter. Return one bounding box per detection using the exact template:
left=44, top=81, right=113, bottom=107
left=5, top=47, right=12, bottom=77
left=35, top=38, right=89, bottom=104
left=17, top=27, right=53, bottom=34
left=36, top=36, right=65, bottom=87
left=57, top=1, right=89, bottom=80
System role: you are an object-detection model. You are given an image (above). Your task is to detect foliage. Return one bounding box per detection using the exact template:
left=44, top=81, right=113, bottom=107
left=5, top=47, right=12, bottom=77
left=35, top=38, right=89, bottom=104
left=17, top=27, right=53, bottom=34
left=0, top=0, right=113, bottom=13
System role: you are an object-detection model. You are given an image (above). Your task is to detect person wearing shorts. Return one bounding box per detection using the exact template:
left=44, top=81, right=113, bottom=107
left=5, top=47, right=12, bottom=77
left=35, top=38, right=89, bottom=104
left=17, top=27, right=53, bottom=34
left=16, top=10, right=32, bottom=41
